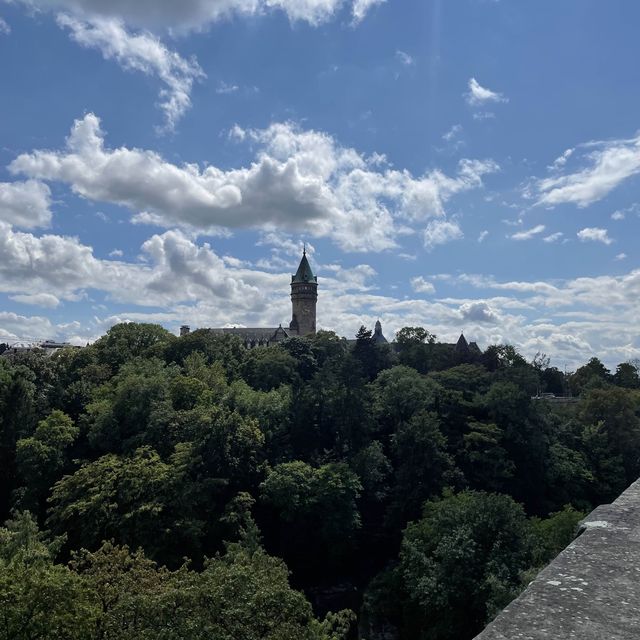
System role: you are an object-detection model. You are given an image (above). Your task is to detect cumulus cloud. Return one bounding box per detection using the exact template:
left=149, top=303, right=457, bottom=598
left=2, top=220, right=640, bottom=367
left=10, top=293, right=62, bottom=308
left=56, top=15, right=205, bottom=131
left=0, top=16, right=10, bottom=34
left=351, top=0, right=385, bottom=23
left=459, top=301, right=499, bottom=324
left=510, top=224, right=545, bottom=241
left=577, top=227, right=613, bottom=245
left=410, top=276, right=435, bottom=294
left=465, top=77, right=508, bottom=106
left=0, top=180, right=52, bottom=228
left=11, top=113, right=498, bottom=252
left=537, top=133, right=640, bottom=207
left=15, top=0, right=384, bottom=30
left=477, top=230, right=489, bottom=243
left=615, top=253, right=627, bottom=261
left=423, top=219, right=463, bottom=250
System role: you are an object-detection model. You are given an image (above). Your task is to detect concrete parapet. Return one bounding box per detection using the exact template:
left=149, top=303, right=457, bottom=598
left=474, top=477, right=640, bottom=639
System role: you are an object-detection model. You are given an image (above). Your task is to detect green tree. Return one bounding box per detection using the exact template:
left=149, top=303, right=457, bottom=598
left=16, top=410, right=79, bottom=511
left=47, top=446, right=205, bottom=564
left=0, top=512, right=94, bottom=640
left=93, top=323, right=176, bottom=371
left=397, top=491, right=535, bottom=640
left=613, top=362, right=640, bottom=389
left=390, top=412, right=458, bottom=524
left=461, top=421, right=514, bottom=493
left=242, top=346, right=300, bottom=391
left=580, top=387, right=640, bottom=483
left=260, top=461, right=362, bottom=574
left=570, top=357, right=611, bottom=396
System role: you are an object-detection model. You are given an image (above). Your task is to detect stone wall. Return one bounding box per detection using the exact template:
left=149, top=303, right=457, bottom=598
left=474, top=477, right=640, bottom=639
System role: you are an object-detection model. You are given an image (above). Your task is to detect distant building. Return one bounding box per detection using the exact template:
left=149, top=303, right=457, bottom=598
left=205, top=249, right=318, bottom=348
left=183, top=248, right=476, bottom=352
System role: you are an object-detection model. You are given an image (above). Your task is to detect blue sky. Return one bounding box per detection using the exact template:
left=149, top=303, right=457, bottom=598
left=1, top=0, right=639, bottom=368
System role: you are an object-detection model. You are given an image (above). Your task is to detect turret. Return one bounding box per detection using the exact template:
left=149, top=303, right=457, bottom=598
left=290, top=247, right=317, bottom=336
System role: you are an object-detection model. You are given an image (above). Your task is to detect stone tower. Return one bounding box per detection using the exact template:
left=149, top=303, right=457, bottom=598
left=290, top=248, right=317, bottom=336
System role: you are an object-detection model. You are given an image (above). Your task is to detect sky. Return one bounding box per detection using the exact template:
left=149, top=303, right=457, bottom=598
left=1, top=0, right=640, bottom=369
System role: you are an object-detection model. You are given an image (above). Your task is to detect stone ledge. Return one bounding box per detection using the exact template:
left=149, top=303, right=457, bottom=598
left=474, top=478, right=640, bottom=640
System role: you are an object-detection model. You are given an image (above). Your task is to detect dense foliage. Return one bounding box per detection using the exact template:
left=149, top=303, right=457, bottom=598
left=1, top=323, right=639, bottom=639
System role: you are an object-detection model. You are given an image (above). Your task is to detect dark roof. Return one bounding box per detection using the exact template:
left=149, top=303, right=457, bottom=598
left=455, top=333, right=469, bottom=352
left=292, top=251, right=317, bottom=283
left=373, top=320, right=388, bottom=343
left=207, top=327, right=291, bottom=342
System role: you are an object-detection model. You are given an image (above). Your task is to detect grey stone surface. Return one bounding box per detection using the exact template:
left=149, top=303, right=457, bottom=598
left=474, top=478, right=640, bottom=639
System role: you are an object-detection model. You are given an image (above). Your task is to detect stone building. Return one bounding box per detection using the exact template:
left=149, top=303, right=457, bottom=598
left=190, top=249, right=319, bottom=348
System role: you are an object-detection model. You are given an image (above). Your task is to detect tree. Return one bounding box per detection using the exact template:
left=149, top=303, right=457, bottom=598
left=390, top=412, right=458, bottom=524
left=580, top=387, right=640, bottom=483
left=260, top=461, right=362, bottom=575
left=0, top=361, right=36, bottom=522
left=0, top=512, right=94, bottom=640
left=93, top=323, right=176, bottom=371
left=352, top=326, right=394, bottom=381
left=613, top=362, right=640, bottom=389
left=371, top=366, right=440, bottom=435
left=570, top=357, right=611, bottom=395
left=397, top=491, right=535, bottom=640
left=395, top=327, right=438, bottom=374
left=15, top=410, right=79, bottom=511
left=47, top=446, right=206, bottom=564
left=242, top=346, right=300, bottom=391
left=461, top=421, right=514, bottom=493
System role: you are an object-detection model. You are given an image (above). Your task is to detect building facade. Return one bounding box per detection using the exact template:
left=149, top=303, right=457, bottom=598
left=195, top=249, right=318, bottom=347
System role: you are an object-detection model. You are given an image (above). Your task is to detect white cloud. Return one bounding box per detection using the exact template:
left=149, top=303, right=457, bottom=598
left=611, top=210, right=625, bottom=221
left=11, top=113, right=498, bottom=252
left=109, top=248, right=124, bottom=257
left=543, top=231, right=563, bottom=243
left=216, top=80, right=239, bottom=94
left=0, top=311, right=57, bottom=342
left=16, top=0, right=384, bottom=30
left=478, top=230, right=489, bottom=243
left=423, top=219, right=463, bottom=250
left=577, top=227, right=613, bottom=245
left=472, top=111, right=495, bottom=121
left=3, top=220, right=640, bottom=368
left=9, top=293, right=61, bottom=308
left=56, top=14, right=205, bottom=131
left=0, top=180, right=52, bottom=228
left=547, top=148, right=574, bottom=171
left=442, top=124, right=462, bottom=142
left=459, top=301, right=499, bottom=325
left=465, top=77, right=508, bottom=106
left=410, top=276, right=435, bottom=294
left=537, top=133, right=640, bottom=207
left=395, top=49, right=414, bottom=66
left=351, top=0, right=385, bottom=24
left=510, top=224, right=545, bottom=241
left=0, top=17, right=10, bottom=34
left=615, top=253, right=627, bottom=261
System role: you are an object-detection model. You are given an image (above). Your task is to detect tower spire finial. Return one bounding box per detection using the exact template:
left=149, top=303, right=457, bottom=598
left=303, top=242, right=306, bottom=256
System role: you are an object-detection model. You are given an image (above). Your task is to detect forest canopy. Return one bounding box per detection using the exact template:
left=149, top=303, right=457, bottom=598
left=1, top=323, right=639, bottom=640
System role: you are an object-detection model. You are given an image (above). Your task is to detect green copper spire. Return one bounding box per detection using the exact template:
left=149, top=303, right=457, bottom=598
left=292, top=248, right=317, bottom=283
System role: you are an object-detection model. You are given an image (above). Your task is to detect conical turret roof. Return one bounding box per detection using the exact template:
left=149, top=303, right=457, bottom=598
left=292, top=249, right=317, bottom=283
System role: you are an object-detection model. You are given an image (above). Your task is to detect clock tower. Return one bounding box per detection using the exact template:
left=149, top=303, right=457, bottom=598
left=290, top=247, right=317, bottom=336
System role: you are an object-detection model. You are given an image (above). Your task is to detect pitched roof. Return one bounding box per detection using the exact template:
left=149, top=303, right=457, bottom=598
left=292, top=251, right=317, bottom=283
left=207, top=327, right=291, bottom=342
